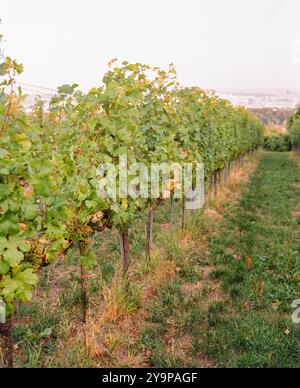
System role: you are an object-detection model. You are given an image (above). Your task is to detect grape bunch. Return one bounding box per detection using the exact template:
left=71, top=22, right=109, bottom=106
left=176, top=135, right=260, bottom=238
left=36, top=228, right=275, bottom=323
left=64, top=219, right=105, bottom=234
left=23, top=240, right=44, bottom=272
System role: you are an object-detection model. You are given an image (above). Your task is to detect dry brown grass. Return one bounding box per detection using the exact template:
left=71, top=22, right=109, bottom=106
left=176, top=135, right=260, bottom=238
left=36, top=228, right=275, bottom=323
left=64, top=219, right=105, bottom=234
left=179, top=230, right=195, bottom=248
left=222, top=156, right=260, bottom=200
left=204, top=208, right=223, bottom=224
left=203, top=153, right=261, bottom=224
left=79, top=243, right=181, bottom=367
left=289, top=151, right=300, bottom=164
left=153, top=260, right=178, bottom=287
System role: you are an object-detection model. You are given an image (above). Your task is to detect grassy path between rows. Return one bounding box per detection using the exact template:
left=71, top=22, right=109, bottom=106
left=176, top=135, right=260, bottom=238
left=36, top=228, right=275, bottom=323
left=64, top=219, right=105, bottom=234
left=139, top=152, right=300, bottom=368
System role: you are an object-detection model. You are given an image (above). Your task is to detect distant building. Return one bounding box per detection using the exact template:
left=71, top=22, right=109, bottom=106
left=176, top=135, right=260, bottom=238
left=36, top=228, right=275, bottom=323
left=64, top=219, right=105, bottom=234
left=216, top=91, right=300, bottom=109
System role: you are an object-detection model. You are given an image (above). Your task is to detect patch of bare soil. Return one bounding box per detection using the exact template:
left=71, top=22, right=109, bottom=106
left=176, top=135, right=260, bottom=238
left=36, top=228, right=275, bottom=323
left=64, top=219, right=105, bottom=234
left=292, top=210, right=300, bottom=218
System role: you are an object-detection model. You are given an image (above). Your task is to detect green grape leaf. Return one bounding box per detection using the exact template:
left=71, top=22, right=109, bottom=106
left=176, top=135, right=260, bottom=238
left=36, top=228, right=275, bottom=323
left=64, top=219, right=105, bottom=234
left=15, top=268, right=39, bottom=286
left=3, top=247, right=24, bottom=267
left=23, top=203, right=39, bottom=220
left=0, top=260, right=10, bottom=275
left=0, top=276, right=19, bottom=300
left=80, top=252, right=97, bottom=271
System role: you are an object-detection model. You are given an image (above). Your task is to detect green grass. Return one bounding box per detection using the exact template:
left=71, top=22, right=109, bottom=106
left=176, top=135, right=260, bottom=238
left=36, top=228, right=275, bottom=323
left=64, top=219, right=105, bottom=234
left=139, top=152, right=300, bottom=368
left=196, top=152, right=300, bottom=368
left=213, top=153, right=300, bottom=306
left=14, top=302, right=65, bottom=368
left=200, top=313, right=300, bottom=368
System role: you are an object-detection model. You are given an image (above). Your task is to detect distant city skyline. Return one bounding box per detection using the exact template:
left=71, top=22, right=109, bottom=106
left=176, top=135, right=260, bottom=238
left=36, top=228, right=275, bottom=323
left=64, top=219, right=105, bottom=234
left=217, top=90, right=300, bottom=109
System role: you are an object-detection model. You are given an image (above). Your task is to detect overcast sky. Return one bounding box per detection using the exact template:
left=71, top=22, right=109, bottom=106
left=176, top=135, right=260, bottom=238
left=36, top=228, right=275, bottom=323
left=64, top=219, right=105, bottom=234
left=1, top=0, right=300, bottom=93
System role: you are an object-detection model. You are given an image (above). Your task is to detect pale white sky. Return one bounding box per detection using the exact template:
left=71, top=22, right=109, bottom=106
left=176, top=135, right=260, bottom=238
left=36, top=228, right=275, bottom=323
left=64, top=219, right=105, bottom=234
left=1, top=0, right=300, bottom=93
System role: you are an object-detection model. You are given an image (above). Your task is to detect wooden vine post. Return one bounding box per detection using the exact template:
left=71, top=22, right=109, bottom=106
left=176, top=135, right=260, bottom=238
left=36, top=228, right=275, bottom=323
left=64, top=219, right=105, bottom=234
left=0, top=316, right=14, bottom=369
left=146, top=208, right=154, bottom=260
left=120, top=228, right=130, bottom=278
left=224, top=165, right=228, bottom=185
left=79, top=238, right=89, bottom=324
left=170, top=195, right=174, bottom=237
left=208, top=174, right=213, bottom=200
left=181, top=196, right=186, bottom=229
left=78, top=226, right=95, bottom=324
left=39, top=201, right=49, bottom=267
left=214, top=171, right=218, bottom=197
left=80, top=264, right=87, bottom=324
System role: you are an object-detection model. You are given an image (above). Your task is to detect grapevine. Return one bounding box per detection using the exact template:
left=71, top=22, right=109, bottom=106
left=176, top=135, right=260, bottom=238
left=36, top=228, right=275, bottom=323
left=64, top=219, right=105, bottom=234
left=0, top=45, right=264, bottom=367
